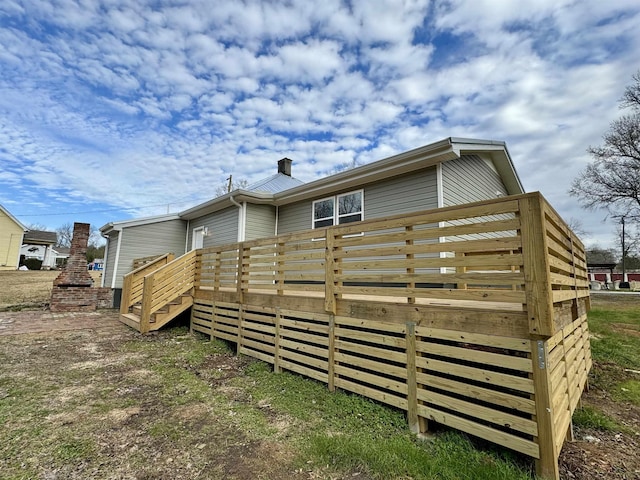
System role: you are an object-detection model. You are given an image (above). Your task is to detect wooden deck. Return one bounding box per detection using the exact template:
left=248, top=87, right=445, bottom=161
left=123, top=192, right=590, bottom=480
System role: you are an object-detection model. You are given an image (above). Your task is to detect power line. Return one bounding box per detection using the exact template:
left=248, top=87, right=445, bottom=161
left=13, top=195, right=214, bottom=217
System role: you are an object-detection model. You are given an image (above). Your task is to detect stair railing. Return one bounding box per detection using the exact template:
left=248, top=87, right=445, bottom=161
left=139, top=250, right=198, bottom=333
left=120, top=253, right=175, bottom=315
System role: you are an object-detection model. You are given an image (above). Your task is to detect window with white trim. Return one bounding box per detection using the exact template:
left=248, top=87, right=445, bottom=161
left=312, top=190, right=363, bottom=229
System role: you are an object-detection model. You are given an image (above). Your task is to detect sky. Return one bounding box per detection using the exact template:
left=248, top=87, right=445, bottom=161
left=1, top=0, right=639, bottom=250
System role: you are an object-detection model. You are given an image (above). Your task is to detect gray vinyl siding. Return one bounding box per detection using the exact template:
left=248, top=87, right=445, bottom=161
left=441, top=154, right=513, bottom=251
left=441, top=155, right=507, bottom=206
left=113, top=219, right=187, bottom=288
left=277, top=201, right=312, bottom=235
left=188, top=206, right=239, bottom=248
left=277, top=167, right=438, bottom=235
left=245, top=204, right=276, bottom=241
left=365, top=168, right=438, bottom=219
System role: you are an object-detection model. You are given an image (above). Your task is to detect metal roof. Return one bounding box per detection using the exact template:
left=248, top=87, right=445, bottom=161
left=246, top=173, right=304, bottom=193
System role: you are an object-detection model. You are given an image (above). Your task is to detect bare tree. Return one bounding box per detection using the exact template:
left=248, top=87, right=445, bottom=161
left=56, top=222, right=73, bottom=247
left=214, top=177, right=249, bottom=197
left=570, top=71, right=640, bottom=220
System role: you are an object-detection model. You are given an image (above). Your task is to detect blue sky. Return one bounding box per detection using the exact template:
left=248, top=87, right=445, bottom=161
left=1, top=0, right=639, bottom=249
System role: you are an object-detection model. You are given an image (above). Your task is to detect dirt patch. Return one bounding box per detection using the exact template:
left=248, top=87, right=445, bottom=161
left=0, top=323, right=305, bottom=480
left=610, top=322, right=640, bottom=338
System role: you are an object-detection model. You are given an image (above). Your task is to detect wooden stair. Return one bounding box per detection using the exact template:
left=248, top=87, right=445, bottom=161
left=119, top=291, right=194, bottom=333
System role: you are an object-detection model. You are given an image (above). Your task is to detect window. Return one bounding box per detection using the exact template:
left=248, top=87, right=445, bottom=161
left=312, top=190, right=363, bottom=229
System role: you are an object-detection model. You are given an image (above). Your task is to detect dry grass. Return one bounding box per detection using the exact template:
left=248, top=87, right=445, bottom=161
left=0, top=270, right=103, bottom=309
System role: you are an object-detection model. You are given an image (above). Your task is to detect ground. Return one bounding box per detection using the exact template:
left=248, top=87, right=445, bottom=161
left=0, top=272, right=639, bottom=479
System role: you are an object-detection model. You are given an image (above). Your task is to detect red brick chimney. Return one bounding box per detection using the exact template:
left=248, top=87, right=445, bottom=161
left=53, top=222, right=94, bottom=287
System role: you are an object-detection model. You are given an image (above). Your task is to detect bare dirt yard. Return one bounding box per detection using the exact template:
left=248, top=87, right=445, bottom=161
left=0, top=272, right=638, bottom=479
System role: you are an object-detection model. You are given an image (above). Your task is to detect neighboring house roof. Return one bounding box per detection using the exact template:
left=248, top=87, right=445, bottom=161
left=246, top=172, right=304, bottom=193
left=180, top=137, right=523, bottom=220
left=0, top=204, right=27, bottom=231
left=23, top=230, right=57, bottom=245
left=55, top=246, right=71, bottom=257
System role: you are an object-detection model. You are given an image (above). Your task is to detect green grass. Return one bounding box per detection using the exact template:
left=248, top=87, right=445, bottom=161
left=614, top=380, right=640, bottom=405
left=238, top=362, right=533, bottom=480
left=587, top=307, right=640, bottom=368
left=572, top=405, right=623, bottom=432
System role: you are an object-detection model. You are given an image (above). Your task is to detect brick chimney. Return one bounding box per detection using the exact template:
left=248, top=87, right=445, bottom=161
left=53, top=223, right=94, bottom=287
left=50, top=222, right=113, bottom=312
left=278, top=157, right=292, bottom=176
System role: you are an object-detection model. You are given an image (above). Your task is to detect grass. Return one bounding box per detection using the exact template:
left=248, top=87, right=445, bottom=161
left=235, top=359, right=533, bottom=480
left=0, top=270, right=102, bottom=310
left=572, top=406, right=624, bottom=432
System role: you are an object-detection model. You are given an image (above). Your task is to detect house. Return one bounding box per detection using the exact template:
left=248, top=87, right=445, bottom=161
left=20, top=230, right=61, bottom=269
left=100, top=137, right=524, bottom=306
left=0, top=204, right=27, bottom=270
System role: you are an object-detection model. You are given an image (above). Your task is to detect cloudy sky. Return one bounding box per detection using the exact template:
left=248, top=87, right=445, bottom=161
left=1, top=0, right=639, bottom=249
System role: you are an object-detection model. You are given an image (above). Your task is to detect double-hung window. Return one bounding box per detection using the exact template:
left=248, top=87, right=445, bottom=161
left=313, top=190, right=363, bottom=229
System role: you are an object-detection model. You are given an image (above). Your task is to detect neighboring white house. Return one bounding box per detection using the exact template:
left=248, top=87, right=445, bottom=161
left=20, top=230, right=67, bottom=269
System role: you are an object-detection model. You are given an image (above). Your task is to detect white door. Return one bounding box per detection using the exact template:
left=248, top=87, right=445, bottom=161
left=192, top=227, right=205, bottom=250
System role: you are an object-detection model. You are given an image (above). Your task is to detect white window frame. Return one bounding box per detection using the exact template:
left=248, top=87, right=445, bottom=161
left=312, top=189, right=364, bottom=230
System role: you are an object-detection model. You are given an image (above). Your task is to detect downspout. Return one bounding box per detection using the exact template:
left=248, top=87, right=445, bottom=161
left=100, top=233, right=108, bottom=287
left=229, top=195, right=245, bottom=242
left=185, top=219, right=190, bottom=252
left=436, top=163, right=447, bottom=273
left=110, top=229, right=123, bottom=289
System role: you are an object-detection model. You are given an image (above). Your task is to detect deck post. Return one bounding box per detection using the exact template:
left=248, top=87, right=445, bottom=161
left=236, top=243, right=245, bottom=304
left=328, top=314, right=336, bottom=392
left=519, top=194, right=554, bottom=337
left=406, top=322, right=420, bottom=433
left=325, top=230, right=337, bottom=314
left=531, top=339, right=560, bottom=480
left=274, top=307, right=282, bottom=373
left=140, top=274, right=154, bottom=334
left=120, top=274, right=132, bottom=314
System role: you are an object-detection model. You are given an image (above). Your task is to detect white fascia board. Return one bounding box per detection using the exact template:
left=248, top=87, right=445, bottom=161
left=99, top=213, right=182, bottom=234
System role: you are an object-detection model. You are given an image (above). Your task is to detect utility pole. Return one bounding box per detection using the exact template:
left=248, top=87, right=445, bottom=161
left=621, top=216, right=626, bottom=281
left=227, top=175, right=233, bottom=193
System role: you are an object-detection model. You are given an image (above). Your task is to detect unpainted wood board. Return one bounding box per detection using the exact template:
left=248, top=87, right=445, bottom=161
left=334, top=339, right=407, bottom=364
left=417, top=372, right=536, bottom=414
left=240, top=328, right=275, bottom=345
left=239, top=346, right=275, bottom=365
left=418, top=389, right=538, bottom=436
left=334, top=376, right=408, bottom=410
left=334, top=326, right=406, bottom=348
left=278, top=329, right=329, bottom=346
left=416, top=404, right=540, bottom=459
left=335, top=315, right=407, bottom=334
left=415, top=356, right=535, bottom=394
left=337, top=286, right=527, bottom=304
left=240, top=337, right=276, bottom=355
left=279, top=338, right=329, bottom=359
left=333, top=236, right=523, bottom=259
left=334, top=351, right=408, bottom=379
left=334, top=364, right=409, bottom=395
left=414, top=327, right=531, bottom=352
left=278, top=359, right=329, bottom=383
left=415, top=341, right=532, bottom=373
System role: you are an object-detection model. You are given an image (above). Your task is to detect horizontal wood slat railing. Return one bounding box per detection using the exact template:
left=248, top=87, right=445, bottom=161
left=120, top=253, right=175, bottom=314
left=188, top=191, right=589, bottom=480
